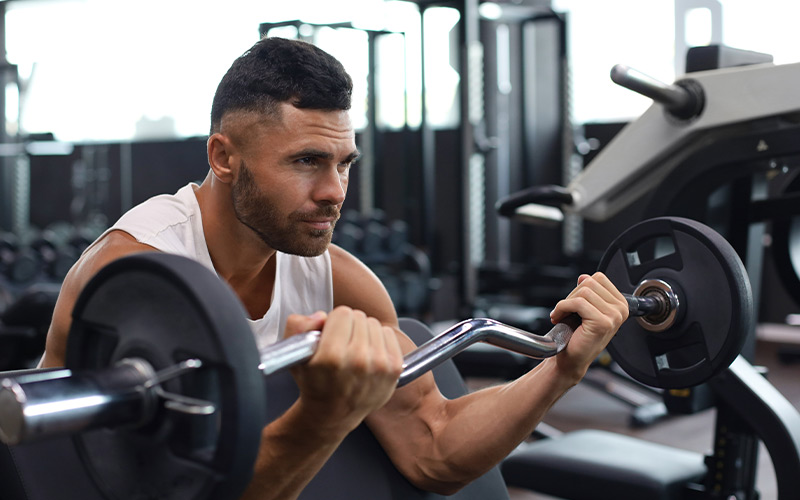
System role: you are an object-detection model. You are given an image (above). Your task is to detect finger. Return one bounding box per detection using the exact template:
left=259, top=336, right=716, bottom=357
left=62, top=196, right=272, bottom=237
left=283, top=311, right=327, bottom=338
left=551, top=285, right=606, bottom=324
left=573, top=274, right=618, bottom=309
left=555, top=272, right=625, bottom=320
left=315, top=305, right=354, bottom=363
left=347, top=310, right=370, bottom=368
left=365, top=317, right=385, bottom=371
left=367, top=316, right=385, bottom=353
left=563, top=274, right=591, bottom=301
left=383, top=326, right=404, bottom=375
left=367, top=318, right=401, bottom=376
left=590, top=272, right=628, bottom=303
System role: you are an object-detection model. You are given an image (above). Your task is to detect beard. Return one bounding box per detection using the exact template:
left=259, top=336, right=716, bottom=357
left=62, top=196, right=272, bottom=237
left=231, top=160, right=339, bottom=257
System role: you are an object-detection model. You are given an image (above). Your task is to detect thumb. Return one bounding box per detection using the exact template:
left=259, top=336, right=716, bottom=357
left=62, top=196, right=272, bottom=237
left=283, top=311, right=327, bottom=338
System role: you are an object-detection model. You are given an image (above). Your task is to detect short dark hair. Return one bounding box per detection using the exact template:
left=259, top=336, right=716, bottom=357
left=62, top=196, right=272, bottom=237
left=210, top=37, right=353, bottom=134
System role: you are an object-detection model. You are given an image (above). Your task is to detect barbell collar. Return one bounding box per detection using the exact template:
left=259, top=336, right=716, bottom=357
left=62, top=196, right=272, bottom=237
left=632, top=279, right=681, bottom=332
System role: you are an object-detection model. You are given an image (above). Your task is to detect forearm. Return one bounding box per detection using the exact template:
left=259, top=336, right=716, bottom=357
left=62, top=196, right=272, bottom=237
left=370, top=357, right=578, bottom=494
left=240, top=400, right=352, bottom=500
left=433, top=358, right=577, bottom=476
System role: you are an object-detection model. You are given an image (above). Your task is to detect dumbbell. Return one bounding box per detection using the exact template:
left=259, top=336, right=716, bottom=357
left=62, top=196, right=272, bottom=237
left=0, top=283, right=60, bottom=369
left=0, top=233, right=40, bottom=285
left=30, top=232, right=80, bottom=282
left=0, top=217, right=753, bottom=500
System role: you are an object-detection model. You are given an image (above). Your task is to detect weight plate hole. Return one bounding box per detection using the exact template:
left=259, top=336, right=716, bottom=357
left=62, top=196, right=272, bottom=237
left=626, top=235, right=677, bottom=267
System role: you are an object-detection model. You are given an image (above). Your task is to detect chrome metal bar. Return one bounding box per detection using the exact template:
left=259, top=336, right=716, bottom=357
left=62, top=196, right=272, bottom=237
left=259, top=330, right=322, bottom=376
left=398, top=318, right=577, bottom=387
left=0, top=359, right=155, bottom=445
left=626, top=294, right=662, bottom=317
left=257, top=317, right=582, bottom=387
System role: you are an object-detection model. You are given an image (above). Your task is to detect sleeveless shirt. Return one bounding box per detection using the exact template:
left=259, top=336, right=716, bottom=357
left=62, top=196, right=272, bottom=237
left=104, top=183, right=334, bottom=350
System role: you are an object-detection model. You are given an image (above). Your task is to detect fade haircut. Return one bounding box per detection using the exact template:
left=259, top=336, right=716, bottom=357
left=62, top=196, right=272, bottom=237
left=210, top=37, right=353, bottom=134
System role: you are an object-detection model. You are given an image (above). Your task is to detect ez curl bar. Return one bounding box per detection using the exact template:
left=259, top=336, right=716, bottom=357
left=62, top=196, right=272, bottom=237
left=0, top=216, right=753, bottom=500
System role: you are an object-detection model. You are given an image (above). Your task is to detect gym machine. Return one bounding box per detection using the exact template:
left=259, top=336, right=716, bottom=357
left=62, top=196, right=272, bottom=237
left=497, top=44, right=800, bottom=421
left=497, top=53, right=800, bottom=226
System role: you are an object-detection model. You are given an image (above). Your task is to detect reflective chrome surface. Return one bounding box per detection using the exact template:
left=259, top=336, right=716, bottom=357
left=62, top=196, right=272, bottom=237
left=0, top=359, right=155, bottom=445
left=257, top=318, right=576, bottom=387
left=633, top=279, right=680, bottom=332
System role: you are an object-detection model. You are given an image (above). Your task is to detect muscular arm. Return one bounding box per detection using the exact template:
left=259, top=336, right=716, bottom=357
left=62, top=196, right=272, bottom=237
left=330, top=244, right=628, bottom=495
left=39, top=230, right=157, bottom=368
left=242, top=309, right=402, bottom=500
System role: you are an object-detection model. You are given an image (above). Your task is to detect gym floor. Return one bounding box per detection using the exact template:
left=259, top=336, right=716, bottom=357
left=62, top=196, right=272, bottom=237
left=465, top=328, right=800, bottom=500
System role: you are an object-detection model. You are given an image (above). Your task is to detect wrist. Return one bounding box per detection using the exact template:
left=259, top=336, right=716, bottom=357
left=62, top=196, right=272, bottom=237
left=292, top=396, right=363, bottom=438
left=541, top=356, right=585, bottom=390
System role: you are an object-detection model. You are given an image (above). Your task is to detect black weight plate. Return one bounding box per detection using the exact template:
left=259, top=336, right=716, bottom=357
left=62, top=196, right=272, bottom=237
left=65, top=252, right=265, bottom=500
left=598, top=217, right=753, bottom=389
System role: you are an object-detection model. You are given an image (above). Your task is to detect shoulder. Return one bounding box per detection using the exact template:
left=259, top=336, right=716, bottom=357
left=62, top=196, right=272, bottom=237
left=40, top=231, right=157, bottom=367
left=114, top=188, right=195, bottom=232
left=329, top=244, right=398, bottom=327
left=79, top=230, right=159, bottom=274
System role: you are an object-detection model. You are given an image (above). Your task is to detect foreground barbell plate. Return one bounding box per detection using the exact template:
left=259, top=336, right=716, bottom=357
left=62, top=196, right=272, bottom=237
left=66, top=252, right=265, bottom=500
left=598, top=217, right=753, bottom=389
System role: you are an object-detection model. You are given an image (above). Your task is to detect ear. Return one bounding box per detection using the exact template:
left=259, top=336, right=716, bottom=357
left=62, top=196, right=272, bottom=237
left=207, top=133, right=237, bottom=184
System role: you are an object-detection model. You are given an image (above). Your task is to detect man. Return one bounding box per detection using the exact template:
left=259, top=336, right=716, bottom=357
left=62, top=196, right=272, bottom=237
left=40, top=37, right=628, bottom=499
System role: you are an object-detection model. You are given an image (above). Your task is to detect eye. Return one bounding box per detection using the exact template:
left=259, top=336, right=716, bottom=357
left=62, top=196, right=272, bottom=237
left=297, top=156, right=316, bottom=166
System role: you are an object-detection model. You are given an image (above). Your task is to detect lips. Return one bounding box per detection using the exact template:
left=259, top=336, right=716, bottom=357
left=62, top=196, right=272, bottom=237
left=304, top=218, right=336, bottom=230
left=296, top=207, right=340, bottom=231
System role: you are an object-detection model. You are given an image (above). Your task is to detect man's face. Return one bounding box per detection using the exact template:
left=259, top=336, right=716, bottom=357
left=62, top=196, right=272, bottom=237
left=229, top=104, right=358, bottom=257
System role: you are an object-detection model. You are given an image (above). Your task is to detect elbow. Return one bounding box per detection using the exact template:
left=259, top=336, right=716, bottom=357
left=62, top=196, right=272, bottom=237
left=409, top=476, right=468, bottom=497
left=403, top=459, right=479, bottom=496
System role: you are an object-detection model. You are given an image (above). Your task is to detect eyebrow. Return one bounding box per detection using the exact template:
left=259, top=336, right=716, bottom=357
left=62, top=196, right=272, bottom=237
left=292, top=148, right=361, bottom=164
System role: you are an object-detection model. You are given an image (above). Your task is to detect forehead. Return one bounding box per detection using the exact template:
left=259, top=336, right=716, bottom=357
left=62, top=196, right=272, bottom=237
left=227, top=104, right=356, bottom=155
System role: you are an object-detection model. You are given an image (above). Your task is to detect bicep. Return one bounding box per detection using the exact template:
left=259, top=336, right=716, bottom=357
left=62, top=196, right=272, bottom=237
left=330, top=244, right=400, bottom=329
left=329, top=247, right=451, bottom=467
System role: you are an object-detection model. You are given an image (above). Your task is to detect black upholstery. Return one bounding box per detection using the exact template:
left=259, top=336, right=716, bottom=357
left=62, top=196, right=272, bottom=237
left=502, top=429, right=706, bottom=500
left=0, top=436, right=106, bottom=500
left=265, top=317, right=511, bottom=500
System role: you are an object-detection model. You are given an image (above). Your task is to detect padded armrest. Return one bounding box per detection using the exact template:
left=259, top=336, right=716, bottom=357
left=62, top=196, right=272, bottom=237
left=502, top=429, right=706, bottom=500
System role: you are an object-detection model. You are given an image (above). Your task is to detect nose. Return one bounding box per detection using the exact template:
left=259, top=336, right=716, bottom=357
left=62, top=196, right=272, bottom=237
left=313, top=166, right=348, bottom=206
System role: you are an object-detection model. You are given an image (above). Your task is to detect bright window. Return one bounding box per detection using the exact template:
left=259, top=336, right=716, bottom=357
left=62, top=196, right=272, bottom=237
left=7, top=0, right=800, bottom=141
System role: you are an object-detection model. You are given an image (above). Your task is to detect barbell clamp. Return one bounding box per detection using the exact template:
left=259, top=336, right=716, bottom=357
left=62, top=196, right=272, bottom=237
left=144, top=358, right=216, bottom=416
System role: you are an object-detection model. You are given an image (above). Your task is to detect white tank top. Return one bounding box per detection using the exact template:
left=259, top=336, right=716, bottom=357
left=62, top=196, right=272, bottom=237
left=104, top=183, right=334, bottom=350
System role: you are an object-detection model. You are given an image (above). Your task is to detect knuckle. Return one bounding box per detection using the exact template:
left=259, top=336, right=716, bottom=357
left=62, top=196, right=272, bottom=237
left=349, top=357, right=369, bottom=375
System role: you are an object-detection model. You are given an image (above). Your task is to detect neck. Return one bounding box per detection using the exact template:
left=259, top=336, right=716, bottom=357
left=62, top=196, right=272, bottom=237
left=195, top=172, right=277, bottom=319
